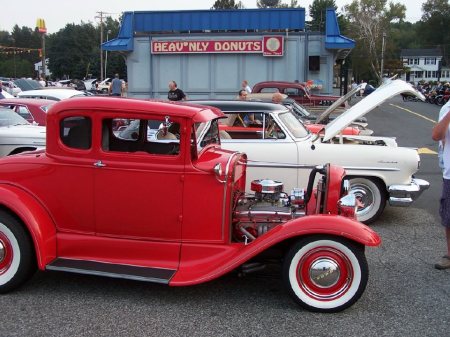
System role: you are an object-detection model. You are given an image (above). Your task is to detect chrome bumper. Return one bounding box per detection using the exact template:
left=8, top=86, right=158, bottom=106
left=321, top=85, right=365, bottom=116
left=388, top=178, right=430, bottom=207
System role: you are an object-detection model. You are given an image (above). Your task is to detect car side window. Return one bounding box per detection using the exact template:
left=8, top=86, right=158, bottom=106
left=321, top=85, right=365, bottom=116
left=260, top=87, right=279, bottom=93
left=103, top=117, right=180, bottom=156
left=16, top=106, right=33, bottom=123
left=60, top=116, right=92, bottom=150
left=285, top=88, right=300, bottom=96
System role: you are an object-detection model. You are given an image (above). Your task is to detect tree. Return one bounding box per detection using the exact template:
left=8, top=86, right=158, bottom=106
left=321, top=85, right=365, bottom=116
left=47, top=23, right=101, bottom=79
left=257, top=0, right=282, bottom=8
left=344, top=0, right=406, bottom=84
left=417, top=0, right=450, bottom=65
left=309, top=0, right=337, bottom=32
left=211, top=0, right=244, bottom=9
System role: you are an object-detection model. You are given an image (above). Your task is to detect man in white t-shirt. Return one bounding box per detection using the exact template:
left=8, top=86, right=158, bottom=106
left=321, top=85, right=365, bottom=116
left=241, top=80, right=252, bottom=94
left=432, top=100, right=450, bottom=269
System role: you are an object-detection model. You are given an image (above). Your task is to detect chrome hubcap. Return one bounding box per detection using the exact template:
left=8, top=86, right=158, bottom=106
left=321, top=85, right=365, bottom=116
left=351, top=185, right=374, bottom=215
left=0, top=241, right=4, bottom=263
left=309, top=259, right=340, bottom=288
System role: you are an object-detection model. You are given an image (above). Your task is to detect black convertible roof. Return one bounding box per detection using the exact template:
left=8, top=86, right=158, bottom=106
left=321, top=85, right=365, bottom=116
left=186, top=100, right=285, bottom=113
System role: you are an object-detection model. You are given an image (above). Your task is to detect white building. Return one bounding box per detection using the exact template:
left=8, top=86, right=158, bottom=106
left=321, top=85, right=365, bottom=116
left=34, top=59, right=51, bottom=78
left=400, top=48, right=449, bottom=83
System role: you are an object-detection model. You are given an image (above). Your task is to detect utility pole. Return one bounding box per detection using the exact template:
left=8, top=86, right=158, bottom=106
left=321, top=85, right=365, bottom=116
left=95, top=11, right=106, bottom=81
left=380, top=32, right=386, bottom=85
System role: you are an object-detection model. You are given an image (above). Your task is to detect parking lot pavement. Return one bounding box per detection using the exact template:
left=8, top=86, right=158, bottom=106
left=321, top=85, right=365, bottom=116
left=0, top=207, right=447, bottom=337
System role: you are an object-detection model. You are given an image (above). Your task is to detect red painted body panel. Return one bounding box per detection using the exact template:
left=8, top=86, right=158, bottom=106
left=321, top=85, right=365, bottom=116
left=171, top=214, right=380, bottom=286
left=219, top=124, right=359, bottom=136
left=56, top=232, right=180, bottom=269
left=0, top=184, right=56, bottom=269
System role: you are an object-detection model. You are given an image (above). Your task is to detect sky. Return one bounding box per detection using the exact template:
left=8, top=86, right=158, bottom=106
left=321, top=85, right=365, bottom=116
left=0, top=0, right=425, bottom=34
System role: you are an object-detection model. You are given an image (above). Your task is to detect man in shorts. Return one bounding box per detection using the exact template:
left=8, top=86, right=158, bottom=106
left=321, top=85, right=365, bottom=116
left=432, top=99, right=450, bottom=269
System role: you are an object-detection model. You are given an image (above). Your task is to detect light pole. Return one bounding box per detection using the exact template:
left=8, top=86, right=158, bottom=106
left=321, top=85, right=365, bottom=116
left=380, top=32, right=386, bottom=84
left=104, top=30, right=111, bottom=79
left=10, top=37, right=16, bottom=78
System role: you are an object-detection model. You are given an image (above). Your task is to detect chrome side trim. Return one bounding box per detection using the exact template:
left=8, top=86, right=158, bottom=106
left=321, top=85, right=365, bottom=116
left=246, top=160, right=400, bottom=172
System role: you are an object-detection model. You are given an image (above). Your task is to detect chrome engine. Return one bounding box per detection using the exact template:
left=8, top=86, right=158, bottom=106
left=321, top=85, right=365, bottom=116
left=233, top=179, right=306, bottom=243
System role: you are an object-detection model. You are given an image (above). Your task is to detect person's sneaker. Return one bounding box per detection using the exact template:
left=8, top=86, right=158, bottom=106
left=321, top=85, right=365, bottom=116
left=435, top=255, right=450, bottom=270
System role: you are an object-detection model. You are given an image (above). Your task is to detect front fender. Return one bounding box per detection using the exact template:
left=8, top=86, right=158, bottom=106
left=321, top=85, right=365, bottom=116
left=0, top=184, right=56, bottom=269
left=171, top=215, right=380, bottom=286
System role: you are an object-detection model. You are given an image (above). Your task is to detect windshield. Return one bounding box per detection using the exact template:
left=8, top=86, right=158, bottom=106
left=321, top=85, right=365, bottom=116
left=284, top=100, right=311, bottom=118
left=0, top=108, right=29, bottom=126
left=198, top=119, right=220, bottom=149
left=277, top=111, right=309, bottom=138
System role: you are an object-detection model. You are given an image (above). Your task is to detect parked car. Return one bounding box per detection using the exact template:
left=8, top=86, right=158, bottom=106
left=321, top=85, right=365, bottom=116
left=244, top=92, right=371, bottom=135
left=0, top=89, right=14, bottom=99
left=0, top=98, right=56, bottom=125
left=13, top=78, right=42, bottom=92
left=1, top=81, right=22, bottom=96
left=252, top=81, right=348, bottom=113
left=96, top=77, right=112, bottom=93
left=0, top=96, right=380, bottom=312
left=17, top=88, right=92, bottom=101
left=0, top=107, right=46, bottom=156
left=191, top=80, right=429, bottom=224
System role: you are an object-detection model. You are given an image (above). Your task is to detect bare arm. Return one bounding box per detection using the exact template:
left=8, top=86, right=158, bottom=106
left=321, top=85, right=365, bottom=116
left=433, top=109, right=450, bottom=141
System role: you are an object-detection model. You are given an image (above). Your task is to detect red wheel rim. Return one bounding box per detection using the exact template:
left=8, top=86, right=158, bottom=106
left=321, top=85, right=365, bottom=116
left=296, top=247, right=353, bottom=301
left=0, top=231, right=13, bottom=275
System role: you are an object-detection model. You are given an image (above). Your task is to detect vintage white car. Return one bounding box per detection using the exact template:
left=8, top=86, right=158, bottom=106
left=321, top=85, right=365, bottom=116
left=192, top=80, right=429, bottom=223
left=17, top=88, right=92, bottom=101
left=0, top=107, right=46, bottom=156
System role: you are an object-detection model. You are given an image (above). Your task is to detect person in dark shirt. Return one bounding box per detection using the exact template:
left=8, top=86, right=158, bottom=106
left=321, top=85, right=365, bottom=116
left=167, top=81, right=186, bottom=101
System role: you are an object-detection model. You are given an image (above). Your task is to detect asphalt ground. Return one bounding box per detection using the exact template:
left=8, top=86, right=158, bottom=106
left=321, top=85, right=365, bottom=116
left=0, top=96, right=448, bottom=337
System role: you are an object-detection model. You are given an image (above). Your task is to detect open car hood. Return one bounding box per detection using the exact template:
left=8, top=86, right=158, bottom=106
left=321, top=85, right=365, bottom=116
left=323, top=80, right=425, bottom=142
left=315, top=84, right=362, bottom=124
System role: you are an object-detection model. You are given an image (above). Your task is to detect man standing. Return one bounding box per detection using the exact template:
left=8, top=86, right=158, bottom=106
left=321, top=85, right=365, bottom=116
left=432, top=99, right=450, bottom=269
left=242, top=80, right=252, bottom=94
left=167, top=81, right=186, bottom=101
left=109, top=73, right=123, bottom=97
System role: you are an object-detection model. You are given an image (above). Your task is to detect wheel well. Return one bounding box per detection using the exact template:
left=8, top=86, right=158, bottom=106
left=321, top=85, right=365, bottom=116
left=8, top=147, right=37, bottom=155
left=253, top=234, right=366, bottom=262
left=345, top=175, right=388, bottom=198
left=0, top=205, right=37, bottom=258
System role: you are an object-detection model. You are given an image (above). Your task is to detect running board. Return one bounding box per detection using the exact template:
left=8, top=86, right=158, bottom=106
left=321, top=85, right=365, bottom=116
left=46, top=258, right=175, bottom=284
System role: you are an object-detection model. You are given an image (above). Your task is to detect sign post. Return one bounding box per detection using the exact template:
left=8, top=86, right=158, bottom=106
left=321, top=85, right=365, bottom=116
left=36, top=18, right=47, bottom=79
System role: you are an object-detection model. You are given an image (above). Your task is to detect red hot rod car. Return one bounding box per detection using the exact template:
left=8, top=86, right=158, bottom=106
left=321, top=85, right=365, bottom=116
left=0, top=97, right=380, bottom=312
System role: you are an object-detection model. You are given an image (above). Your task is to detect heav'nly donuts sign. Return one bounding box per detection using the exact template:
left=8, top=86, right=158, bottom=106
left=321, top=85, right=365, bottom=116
left=151, top=36, right=283, bottom=57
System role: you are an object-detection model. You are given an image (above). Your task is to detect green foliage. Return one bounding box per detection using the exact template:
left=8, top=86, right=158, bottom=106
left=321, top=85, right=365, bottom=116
left=309, top=0, right=337, bottom=32
left=211, top=0, right=244, bottom=9
left=418, top=0, right=450, bottom=64
left=257, top=0, right=300, bottom=8
left=344, top=0, right=406, bottom=83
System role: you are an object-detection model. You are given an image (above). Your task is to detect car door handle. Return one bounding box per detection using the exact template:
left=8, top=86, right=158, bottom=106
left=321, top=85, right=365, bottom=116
left=94, top=160, right=106, bottom=168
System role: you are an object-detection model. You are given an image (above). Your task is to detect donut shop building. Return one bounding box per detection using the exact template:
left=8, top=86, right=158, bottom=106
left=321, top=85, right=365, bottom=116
left=103, top=8, right=354, bottom=98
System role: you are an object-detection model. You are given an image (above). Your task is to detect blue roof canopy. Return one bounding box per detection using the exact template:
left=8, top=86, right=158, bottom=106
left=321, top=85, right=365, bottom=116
left=325, top=8, right=355, bottom=50
left=103, top=8, right=305, bottom=52
left=103, top=8, right=354, bottom=54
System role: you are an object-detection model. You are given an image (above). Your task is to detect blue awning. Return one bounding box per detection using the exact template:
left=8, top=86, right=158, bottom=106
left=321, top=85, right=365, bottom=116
left=102, top=12, right=134, bottom=51
left=325, top=8, right=355, bottom=50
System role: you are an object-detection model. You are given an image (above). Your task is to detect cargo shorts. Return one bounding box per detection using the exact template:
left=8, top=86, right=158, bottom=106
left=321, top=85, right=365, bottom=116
left=439, top=178, right=450, bottom=228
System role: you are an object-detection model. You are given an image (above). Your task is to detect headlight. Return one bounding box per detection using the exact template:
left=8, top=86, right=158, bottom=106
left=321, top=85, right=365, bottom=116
left=338, top=194, right=357, bottom=219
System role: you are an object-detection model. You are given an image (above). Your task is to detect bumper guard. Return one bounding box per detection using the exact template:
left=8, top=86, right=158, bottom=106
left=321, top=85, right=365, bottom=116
left=388, top=178, right=430, bottom=207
